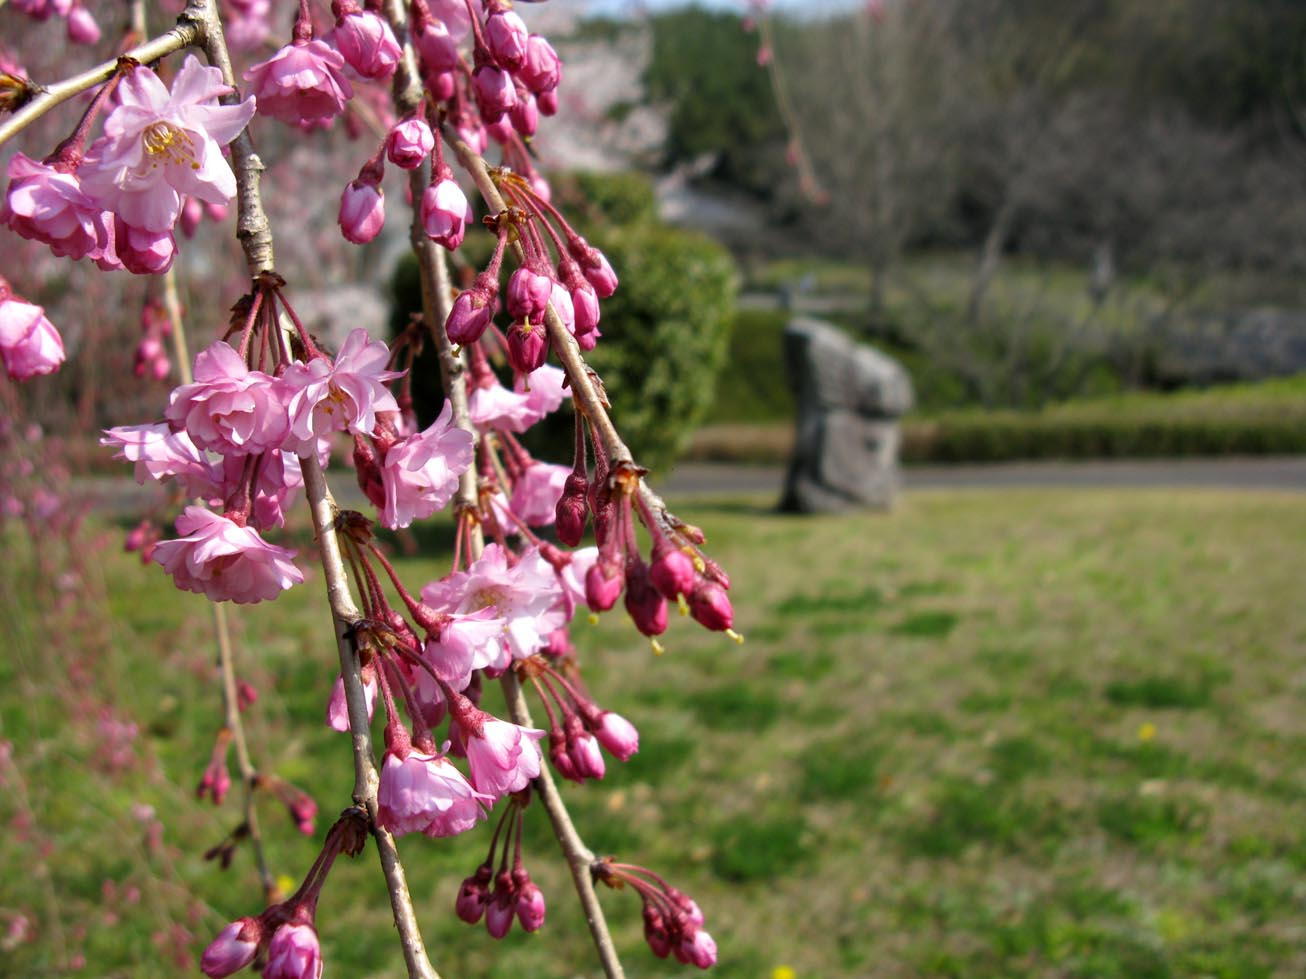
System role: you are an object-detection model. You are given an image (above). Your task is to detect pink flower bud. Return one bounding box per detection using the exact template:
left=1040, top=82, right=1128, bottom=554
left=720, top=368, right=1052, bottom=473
left=205, top=201, right=229, bottom=223
left=554, top=472, right=588, bottom=546
left=549, top=731, right=579, bottom=781
left=538, top=88, right=559, bottom=116
left=624, top=560, right=669, bottom=636
left=520, top=34, right=561, bottom=93
left=643, top=905, right=672, bottom=958
left=66, top=5, right=101, bottom=44
left=585, top=556, right=623, bottom=612
left=0, top=290, right=65, bottom=381
left=505, top=319, right=548, bottom=374
left=485, top=9, right=529, bottom=70
left=572, top=280, right=600, bottom=335
left=485, top=889, right=515, bottom=939
left=114, top=218, right=176, bottom=275
left=331, top=10, right=401, bottom=80
left=509, top=92, right=539, bottom=137
left=473, top=65, right=516, bottom=121
left=425, top=69, right=456, bottom=101
left=456, top=866, right=492, bottom=923
left=200, top=917, right=261, bottom=978
left=263, top=922, right=322, bottom=979
left=568, top=722, right=606, bottom=780
left=180, top=196, right=204, bottom=238
left=594, top=711, right=639, bottom=761
left=689, top=580, right=733, bottom=631
left=485, top=112, right=515, bottom=145
left=421, top=176, right=468, bottom=250
left=507, top=266, right=553, bottom=322
left=681, top=928, right=718, bottom=969
left=580, top=247, right=619, bottom=298
left=386, top=117, right=435, bottom=169
left=444, top=281, right=496, bottom=345
left=649, top=539, right=697, bottom=598
left=549, top=281, right=575, bottom=334
left=515, top=878, right=546, bottom=932
left=415, top=19, right=458, bottom=73
left=338, top=179, right=385, bottom=244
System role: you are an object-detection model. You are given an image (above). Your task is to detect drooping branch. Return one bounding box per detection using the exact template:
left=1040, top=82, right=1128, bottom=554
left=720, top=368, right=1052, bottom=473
left=188, top=1, right=438, bottom=975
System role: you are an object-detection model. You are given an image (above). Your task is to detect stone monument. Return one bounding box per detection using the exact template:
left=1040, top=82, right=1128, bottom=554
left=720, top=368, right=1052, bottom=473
left=779, top=317, right=914, bottom=513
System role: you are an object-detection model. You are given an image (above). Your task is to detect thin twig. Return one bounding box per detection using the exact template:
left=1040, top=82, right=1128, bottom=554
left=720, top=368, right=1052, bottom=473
left=0, top=20, right=199, bottom=147
left=162, top=267, right=275, bottom=900
left=187, top=2, right=437, bottom=974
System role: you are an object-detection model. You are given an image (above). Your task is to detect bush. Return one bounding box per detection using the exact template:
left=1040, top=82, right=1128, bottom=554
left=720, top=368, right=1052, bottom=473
left=549, top=170, right=658, bottom=229
left=392, top=194, right=737, bottom=472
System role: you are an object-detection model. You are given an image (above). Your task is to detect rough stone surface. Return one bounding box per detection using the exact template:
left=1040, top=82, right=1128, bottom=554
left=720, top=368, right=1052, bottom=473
left=779, top=317, right=914, bottom=513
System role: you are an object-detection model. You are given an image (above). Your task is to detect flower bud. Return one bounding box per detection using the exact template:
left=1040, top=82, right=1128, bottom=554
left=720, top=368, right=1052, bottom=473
left=538, top=88, right=559, bottom=116
left=338, top=179, right=385, bottom=244
left=515, top=874, right=546, bottom=932
left=624, top=560, right=668, bottom=636
left=681, top=928, right=718, bottom=969
left=200, top=917, right=261, bottom=978
left=421, top=176, right=468, bottom=250
left=332, top=9, right=401, bottom=80
left=444, top=282, right=496, bottom=345
left=594, top=711, right=639, bottom=761
left=585, top=555, right=623, bottom=612
left=554, top=472, right=588, bottom=546
left=263, top=922, right=322, bottom=979
left=455, top=865, right=492, bottom=924
left=549, top=729, right=579, bottom=782
left=572, top=280, right=600, bottom=336
left=386, top=117, right=435, bottom=169
left=180, top=196, right=204, bottom=238
left=643, top=905, right=672, bottom=959
left=485, top=879, right=516, bottom=939
left=505, top=319, right=548, bottom=374
left=113, top=219, right=175, bottom=275
left=473, top=65, right=516, bottom=121
left=415, top=19, right=458, bottom=73
left=649, top=539, right=697, bottom=599
left=485, top=9, right=529, bottom=70
left=507, top=266, right=553, bottom=322
left=485, top=112, right=515, bottom=146
left=688, top=580, right=733, bottom=632
left=510, top=92, right=538, bottom=137
left=425, top=68, right=456, bottom=101
left=580, top=247, right=618, bottom=298
left=520, top=34, right=561, bottom=93
left=66, top=5, right=101, bottom=44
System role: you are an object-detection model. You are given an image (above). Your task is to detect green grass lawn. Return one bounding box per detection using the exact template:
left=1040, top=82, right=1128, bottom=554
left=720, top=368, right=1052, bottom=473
left=4, top=489, right=1306, bottom=976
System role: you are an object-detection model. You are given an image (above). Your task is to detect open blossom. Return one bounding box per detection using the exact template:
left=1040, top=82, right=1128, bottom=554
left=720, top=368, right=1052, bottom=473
left=244, top=40, right=351, bottom=131
left=282, top=329, right=400, bottom=451
left=379, top=400, right=474, bottom=529
left=0, top=291, right=65, bottom=380
left=377, top=748, right=490, bottom=837
left=468, top=379, right=535, bottom=433
left=422, top=544, right=566, bottom=670
left=80, top=56, right=256, bottom=233
left=264, top=922, right=323, bottom=979
left=460, top=715, right=546, bottom=799
left=100, top=422, right=220, bottom=497
left=420, top=608, right=505, bottom=691
left=1, top=153, right=114, bottom=261
left=509, top=462, right=569, bottom=526
left=165, top=340, right=288, bottom=454
left=326, top=670, right=377, bottom=731
left=153, top=506, right=303, bottom=604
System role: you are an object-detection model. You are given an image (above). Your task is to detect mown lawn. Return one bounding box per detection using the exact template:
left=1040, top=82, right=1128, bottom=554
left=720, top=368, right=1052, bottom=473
left=3, top=489, right=1306, bottom=977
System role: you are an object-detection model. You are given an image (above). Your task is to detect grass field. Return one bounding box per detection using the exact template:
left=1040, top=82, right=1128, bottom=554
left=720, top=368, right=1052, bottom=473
left=3, top=488, right=1306, bottom=977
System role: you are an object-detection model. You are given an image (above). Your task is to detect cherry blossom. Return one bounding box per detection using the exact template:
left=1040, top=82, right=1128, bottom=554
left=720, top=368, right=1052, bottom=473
left=153, top=506, right=303, bottom=604
left=165, top=340, right=289, bottom=455
left=377, top=749, right=490, bottom=837
left=282, top=329, right=401, bottom=451
left=379, top=401, right=474, bottom=529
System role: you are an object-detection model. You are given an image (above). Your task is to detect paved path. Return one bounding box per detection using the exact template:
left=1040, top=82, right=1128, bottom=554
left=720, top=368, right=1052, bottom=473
left=74, top=457, right=1306, bottom=516
left=659, top=457, right=1306, bottom=498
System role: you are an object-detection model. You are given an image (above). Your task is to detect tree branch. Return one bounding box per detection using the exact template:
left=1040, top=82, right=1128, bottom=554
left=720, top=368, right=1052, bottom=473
left=188, top=2, right=438, bottom=974
left=0, top=20, right=199, bottom=148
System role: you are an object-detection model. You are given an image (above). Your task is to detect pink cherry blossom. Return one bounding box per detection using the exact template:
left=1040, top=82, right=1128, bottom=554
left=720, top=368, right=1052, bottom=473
left=326, top=670, right=378, bottom=731
left=337, top=178, right=384, bottom=244
left=514, top=363, right=572, bottom=423
left=1, top=153, right=114, bottom=261
left=152, top=505, right=304, bottom=604
left=509, top=462, right=569, bottom=526
left=421, top=176, right=468, bottom=250
left=263, top=923, right=322, bottom=979
left=486, top=9, right=529, bottom=70
left=329, top=9, right=401, bottom=81
left=165, top=340, right=289, bottom=455
left=224, top=0, right=271, bottom=50
left=66, top=5, right=100, bottom=44
left=460, top=715, right=545, bottom=799
left=421, top=544, right=566, bottom=669
left=386, top=118, right=435, bottom=169
left=243, top=40, right=352, bottom=131
left=379, top=400, right=474, bottom=529
left=100, top=422, right=220, bottom=497
left=377, top=749, right=490, bottom=837
left=200, top=917, right=261, bottom=978
left=680, top=928, right=718, bottom=969
left=468, top=379, right=535, bottom=433
left=0, top=291, right=65, bottom=380
left=520, top=35, right=562, bottom=94
left=112, top=216, right=176, bottom=274
left=281, top=329, right=401, bottom=451
left=427, top=0, right=471, bottom=41
left=219, top=449, right=308, bottom=530
left=80, top=56, right=256, bottom=233
left=420, top=608, right=505, bottom=691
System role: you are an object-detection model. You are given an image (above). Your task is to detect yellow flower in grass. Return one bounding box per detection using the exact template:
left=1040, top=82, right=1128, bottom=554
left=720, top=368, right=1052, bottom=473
left=1138, top=722, right=1157, bottom=742
left=772, top=967, right=797, bottom=979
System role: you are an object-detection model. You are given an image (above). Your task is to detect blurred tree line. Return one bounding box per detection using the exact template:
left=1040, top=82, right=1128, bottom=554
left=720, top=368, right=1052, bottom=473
left=634, top=2, right=1306, bottom=410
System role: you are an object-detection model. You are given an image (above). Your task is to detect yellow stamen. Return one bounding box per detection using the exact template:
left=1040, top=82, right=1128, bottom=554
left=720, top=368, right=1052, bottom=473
left=649, top=638, right=665, bottom=656
left=726, top=629, right=744, bottom=644
left=141, top=121, right=201, bottom=170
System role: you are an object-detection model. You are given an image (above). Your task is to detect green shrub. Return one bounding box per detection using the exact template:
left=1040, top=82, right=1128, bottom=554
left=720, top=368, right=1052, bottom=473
left=549, top=170, right=658, bottom=228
